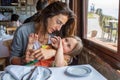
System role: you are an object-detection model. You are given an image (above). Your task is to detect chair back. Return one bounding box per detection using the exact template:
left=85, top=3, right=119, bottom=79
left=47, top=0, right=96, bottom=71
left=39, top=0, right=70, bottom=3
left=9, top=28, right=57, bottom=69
left=6, top=27, right=17, bottom=35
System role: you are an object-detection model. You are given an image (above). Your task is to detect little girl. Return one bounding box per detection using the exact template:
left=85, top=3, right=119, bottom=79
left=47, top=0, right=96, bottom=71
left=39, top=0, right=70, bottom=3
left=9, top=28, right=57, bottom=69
left=25, top=33, right=83, bottom=67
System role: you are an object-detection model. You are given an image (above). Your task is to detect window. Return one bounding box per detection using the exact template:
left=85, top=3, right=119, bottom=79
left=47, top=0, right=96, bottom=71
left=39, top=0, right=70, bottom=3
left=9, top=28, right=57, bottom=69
left=87, top=0, right=119, bottom=52
left=82, top=0, right=120, bottom=68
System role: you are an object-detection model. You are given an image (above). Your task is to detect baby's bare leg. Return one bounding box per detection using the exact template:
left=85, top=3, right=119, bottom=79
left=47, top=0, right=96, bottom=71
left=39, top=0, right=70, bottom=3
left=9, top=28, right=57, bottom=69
left=27, top=33, right=36, bottom=50
left=25, top=33, right=39, bottom=62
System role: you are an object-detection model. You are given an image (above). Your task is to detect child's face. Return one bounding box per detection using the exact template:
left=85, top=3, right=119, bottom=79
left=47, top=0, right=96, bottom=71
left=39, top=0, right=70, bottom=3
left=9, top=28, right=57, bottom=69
left=62, top=37, right=77, bottom=54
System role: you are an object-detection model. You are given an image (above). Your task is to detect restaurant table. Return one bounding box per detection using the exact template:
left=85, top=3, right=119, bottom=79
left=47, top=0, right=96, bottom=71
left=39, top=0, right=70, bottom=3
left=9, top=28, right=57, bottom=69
left=0, top=35, right=13, bottom=58
left=48, top=64, right=107, bottom=80
left=0, top=35, right=13, bottom=70
left=0, top=64, right=107, bottom=80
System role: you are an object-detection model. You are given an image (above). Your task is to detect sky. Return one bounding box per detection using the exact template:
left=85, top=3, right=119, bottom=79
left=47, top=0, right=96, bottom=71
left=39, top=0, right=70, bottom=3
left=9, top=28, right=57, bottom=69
left=88, top=0, right=119, bottom=19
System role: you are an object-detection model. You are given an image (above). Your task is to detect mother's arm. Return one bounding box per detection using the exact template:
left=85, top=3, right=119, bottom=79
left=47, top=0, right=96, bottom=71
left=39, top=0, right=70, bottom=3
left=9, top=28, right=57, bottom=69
left=28, top=48, right=56, bottom=61
left=10, top=27, right=25, bottom=65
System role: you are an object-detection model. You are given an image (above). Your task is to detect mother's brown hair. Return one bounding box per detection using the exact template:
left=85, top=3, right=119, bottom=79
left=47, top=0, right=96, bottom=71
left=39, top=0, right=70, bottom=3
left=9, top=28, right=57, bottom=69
left=34, top=1, right=76, bottom=37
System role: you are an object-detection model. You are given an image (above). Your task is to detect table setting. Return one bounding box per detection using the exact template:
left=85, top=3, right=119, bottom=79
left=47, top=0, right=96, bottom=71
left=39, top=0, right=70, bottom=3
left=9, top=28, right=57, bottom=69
left=0, top=64, right=107, bottom=80
left=0, top=65, right=51, bottom=80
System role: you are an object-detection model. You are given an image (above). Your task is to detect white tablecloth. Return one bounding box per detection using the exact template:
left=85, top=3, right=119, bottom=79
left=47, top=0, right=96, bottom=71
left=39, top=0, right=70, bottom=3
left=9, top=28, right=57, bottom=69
left=48, top=64, right=107, bottom=80
left=0, top=35, right=13, bottom=58
left=0, top=64, right=107, bottom=80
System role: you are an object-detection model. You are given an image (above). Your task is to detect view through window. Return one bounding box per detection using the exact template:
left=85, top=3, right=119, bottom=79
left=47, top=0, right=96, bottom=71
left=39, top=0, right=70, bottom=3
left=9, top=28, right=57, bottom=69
left=87, top=0, right=119, bottom=51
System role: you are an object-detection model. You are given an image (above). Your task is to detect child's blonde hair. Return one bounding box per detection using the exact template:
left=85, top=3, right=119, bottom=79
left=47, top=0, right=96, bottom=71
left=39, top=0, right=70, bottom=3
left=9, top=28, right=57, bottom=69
left=66, top=36, right=83, bottom=57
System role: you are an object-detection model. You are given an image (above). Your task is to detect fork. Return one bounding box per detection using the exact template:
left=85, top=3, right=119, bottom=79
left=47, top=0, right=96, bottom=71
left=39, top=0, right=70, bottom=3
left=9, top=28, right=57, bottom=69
left=21, top=66, right=37, bottom=80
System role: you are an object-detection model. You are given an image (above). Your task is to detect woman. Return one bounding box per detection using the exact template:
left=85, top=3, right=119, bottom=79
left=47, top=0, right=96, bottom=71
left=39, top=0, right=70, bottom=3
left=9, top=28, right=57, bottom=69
left=10, top=1, right=76, bottom=65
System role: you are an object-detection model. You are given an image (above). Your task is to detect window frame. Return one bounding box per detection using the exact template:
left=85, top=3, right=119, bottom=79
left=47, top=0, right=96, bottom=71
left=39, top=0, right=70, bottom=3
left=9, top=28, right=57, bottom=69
left=72, top=0, right=120, bottom=69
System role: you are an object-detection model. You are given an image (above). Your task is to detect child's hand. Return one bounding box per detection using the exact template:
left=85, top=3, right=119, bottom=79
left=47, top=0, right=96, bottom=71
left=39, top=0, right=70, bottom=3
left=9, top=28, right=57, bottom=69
left=28, top=33, right=38, bottom=44
left=51, top=36, right=61, bottom=49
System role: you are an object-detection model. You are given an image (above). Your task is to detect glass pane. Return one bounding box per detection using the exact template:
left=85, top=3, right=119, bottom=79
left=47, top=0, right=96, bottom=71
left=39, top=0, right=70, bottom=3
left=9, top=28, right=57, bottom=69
left=87, top=0, right=119, bottom=51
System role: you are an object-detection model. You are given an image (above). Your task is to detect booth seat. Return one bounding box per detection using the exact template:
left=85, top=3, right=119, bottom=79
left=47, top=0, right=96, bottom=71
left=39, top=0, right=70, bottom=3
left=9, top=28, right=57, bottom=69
left=78, top=47, right=120, bottom=80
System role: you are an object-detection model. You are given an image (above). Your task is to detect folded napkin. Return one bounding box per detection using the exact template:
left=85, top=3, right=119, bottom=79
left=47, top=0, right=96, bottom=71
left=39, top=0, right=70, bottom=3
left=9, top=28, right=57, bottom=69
left=3, top=65, right=51, bottom=80
left=5, top=65, right=35, bottom=80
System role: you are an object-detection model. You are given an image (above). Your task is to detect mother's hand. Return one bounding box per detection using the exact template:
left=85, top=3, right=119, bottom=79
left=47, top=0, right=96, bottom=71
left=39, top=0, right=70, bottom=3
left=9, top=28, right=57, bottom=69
left=31, top=48, right=56, bottom=60
left=25, top=49, right=35, bottom=63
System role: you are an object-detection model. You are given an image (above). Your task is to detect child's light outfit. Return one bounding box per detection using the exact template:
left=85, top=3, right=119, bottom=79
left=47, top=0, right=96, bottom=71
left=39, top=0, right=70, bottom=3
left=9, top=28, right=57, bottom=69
left=35, top=57, right=55, bottom=67
left=33, top=37, right=55, bottom=67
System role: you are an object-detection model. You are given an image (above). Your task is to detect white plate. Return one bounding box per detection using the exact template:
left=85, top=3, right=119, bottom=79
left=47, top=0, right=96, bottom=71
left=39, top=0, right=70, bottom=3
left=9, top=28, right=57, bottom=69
left=66, top=66, right=92, bottom=77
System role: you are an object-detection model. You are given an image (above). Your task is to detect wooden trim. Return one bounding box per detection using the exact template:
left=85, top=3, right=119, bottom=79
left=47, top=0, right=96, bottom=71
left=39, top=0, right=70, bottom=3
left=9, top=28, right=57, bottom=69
left=83, top=38, right=120, bottom=69
left=70, top=0, right=83, bottom=37
left=118, top=1, right=120, bottom=54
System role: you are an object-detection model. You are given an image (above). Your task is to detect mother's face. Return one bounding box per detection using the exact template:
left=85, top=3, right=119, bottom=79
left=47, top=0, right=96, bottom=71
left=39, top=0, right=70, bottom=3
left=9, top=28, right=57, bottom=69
left=47, top=14, right=68, bottom=33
